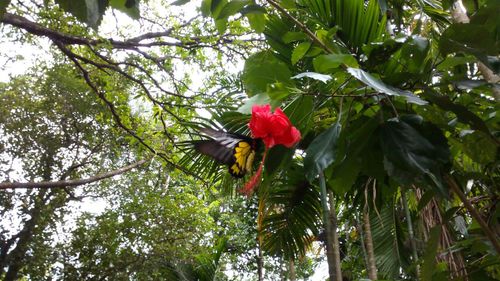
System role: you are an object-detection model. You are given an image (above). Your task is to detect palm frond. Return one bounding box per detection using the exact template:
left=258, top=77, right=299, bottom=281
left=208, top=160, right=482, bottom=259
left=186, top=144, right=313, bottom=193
left=298, top=0, right=387, bottom=50
left=370, top=204, right=411, bottom=279
left=259, top=164, right=322, bottom=260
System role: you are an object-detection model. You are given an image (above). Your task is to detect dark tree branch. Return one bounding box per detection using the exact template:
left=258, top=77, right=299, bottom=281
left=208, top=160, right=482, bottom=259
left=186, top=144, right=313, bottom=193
left=55, top=42, right=207, bottom=182
left=0, top=158, right=150, bottom=190
left=446, top=175, right=500, bottom=255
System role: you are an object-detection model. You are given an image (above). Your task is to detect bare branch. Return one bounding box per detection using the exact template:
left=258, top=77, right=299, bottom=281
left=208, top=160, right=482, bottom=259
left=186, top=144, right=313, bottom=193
left=0, top=159, right=150, bottom=190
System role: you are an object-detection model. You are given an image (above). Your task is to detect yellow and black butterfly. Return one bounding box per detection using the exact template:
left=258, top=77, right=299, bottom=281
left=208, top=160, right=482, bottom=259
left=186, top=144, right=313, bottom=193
left=193, top=128, right=258, bottom=178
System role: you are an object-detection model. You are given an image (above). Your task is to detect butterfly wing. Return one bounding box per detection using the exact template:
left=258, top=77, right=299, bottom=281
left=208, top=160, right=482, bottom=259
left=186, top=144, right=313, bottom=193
left=229, top=140, right=256, bottom=177
left=193, top=128, right=256, bottom=177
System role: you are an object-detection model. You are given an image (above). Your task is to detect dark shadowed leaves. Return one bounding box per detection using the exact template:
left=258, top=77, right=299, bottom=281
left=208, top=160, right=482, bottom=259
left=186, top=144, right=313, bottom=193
left=0, top=0, right=11, bottom=18
left=328, top=117, right=379, bottom=195
left=461, top=131, right=498, bottom=165
left=380, top=115, right=450, bottom=196
left=304, top=123, right=342, bottom=182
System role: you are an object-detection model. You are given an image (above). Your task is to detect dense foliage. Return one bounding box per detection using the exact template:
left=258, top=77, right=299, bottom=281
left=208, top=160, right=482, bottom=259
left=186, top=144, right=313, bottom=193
left=1, top=0, right=499, bottom=280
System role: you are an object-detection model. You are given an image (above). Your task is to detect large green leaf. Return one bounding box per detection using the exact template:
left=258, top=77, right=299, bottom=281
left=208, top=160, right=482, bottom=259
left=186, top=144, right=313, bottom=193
left=328, top=117, right=378, bottom=195
left=241, top=51, right=293, bottom=96
left=0, top=0, right=11, bottom=18
left=313, top=54, right=359, bottom=72
left=236, top=93, right=280, bottom=114
left=246, top=13, right=266, bottom=33
left=291, top=41, right=311, bottom=65
left=304, top=123, right=342, bottom=182
left=55, top=0, right=109, bottom=28
left=347, top=67, right=427, bottom=105
left=380, top=115, right=450, bottom=196
left=440, top=24, right=498, bottom=55
left=216, top=0, right=249, bottom=19
left=109, top=0, right=140, bottom=19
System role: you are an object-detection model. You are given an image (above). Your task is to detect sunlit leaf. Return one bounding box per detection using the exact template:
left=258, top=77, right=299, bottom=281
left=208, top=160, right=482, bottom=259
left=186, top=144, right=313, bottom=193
left=216, top=0, right=249, bottom=19
left=55, top=0, right=108, bottom=28
left=291, top=72, right=331, bottom=83
left=241, top=51, right=293, bottom=96
left=246, top=13, right=266, bottom=33
left=291, top=41, right=311, bottom=65
left=110, top=0, right=140, bottom=19
left=347, top=67, right=427, bottom=105
left=313, top=54, right=359, bottom=72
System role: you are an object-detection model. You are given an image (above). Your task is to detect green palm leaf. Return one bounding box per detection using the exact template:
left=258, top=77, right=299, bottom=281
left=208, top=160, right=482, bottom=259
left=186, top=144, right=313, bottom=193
left=370, top=204, right=411, bottom=279
left=259, top=164, right=322, bottom=260
left=298, top=0, right=387, bottom=50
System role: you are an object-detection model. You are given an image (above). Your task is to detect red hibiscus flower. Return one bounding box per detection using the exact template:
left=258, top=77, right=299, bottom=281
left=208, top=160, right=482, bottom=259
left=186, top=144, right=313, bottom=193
left=241, top=104, right=301, bottom=196
left=249, top=105, right=301, bottom=148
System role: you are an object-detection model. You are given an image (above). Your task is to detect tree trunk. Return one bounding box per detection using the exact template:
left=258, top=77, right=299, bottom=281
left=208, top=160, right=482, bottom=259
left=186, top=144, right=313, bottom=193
left=319, top=172, right=339, bottom=281
left=3, top=189, right=48, bottom=280
left=356, top=216, right=370, bottom=277
left=328, top=192, right=342, bottom=281
left=363, top=207, right=378, bottom=280
left=401, top=189, right=420, bottom=278
left=257, top=241, right=264, bottom=281
left=289, top=258, right=296, bottom=281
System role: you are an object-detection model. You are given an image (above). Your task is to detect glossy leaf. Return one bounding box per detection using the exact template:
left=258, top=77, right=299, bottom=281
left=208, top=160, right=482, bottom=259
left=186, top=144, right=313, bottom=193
left=304, top=123, right=342, bottom=182
left=237, top=93, right=271, bottom=114
left=347, top=67, right=427, bottom=105
left=291, top=72, right=332, bottom=83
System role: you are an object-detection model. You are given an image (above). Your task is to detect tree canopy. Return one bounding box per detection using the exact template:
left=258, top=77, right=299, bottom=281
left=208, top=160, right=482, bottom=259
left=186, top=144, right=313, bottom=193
left=0, top=0, right=499, bottom=280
